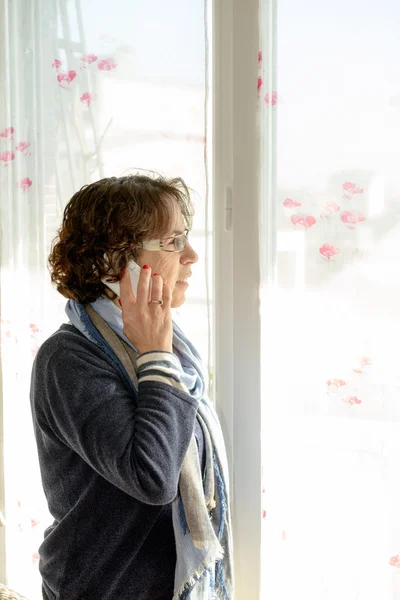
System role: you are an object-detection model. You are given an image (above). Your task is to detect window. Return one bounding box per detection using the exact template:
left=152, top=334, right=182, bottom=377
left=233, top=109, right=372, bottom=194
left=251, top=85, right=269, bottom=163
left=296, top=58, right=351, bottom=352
left=0, top=1, right=211, bottom=596
left=259, top=1, right=400, bottom=598
left=4, top=1, right=398, bottom=599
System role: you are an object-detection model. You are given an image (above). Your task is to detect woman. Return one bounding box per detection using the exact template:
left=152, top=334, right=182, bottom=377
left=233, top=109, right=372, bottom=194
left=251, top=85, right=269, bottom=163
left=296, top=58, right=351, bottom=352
left=30, top=174, right=234, bottom=600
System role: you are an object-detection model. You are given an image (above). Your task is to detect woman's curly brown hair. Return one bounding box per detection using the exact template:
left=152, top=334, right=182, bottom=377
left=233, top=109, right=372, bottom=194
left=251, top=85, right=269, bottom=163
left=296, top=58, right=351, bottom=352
left=48, top=173, right=195, bottom=303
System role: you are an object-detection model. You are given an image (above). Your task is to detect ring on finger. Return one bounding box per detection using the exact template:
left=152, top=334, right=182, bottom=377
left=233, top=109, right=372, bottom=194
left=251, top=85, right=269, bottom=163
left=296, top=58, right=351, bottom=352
left=150, top=299, right=164, bottom=305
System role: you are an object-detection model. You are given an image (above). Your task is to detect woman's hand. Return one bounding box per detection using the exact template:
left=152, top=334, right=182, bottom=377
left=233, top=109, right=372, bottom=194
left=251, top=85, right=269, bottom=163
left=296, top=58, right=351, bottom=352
left=119, top=265, right=173, bottom=355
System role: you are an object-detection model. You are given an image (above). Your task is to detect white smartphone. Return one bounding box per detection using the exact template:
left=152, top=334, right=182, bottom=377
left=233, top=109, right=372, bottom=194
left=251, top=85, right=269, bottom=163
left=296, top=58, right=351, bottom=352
left=101, top=258, right=152, bottom=300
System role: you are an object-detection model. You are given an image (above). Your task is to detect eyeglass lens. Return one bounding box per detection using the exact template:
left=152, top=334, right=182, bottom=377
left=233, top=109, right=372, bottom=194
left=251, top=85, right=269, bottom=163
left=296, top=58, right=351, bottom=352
left=174, top=233, right=187, bottom=251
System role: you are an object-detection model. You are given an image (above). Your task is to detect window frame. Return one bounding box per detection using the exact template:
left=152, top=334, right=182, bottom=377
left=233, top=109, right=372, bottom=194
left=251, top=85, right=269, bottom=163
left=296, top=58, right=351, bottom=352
left=212, top=0, right=262, bottom=597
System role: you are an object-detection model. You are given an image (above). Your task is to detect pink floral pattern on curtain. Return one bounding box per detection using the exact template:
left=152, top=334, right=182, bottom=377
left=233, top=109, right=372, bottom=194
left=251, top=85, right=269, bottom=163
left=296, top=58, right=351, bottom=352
left=0, top=2, right=208, bottom=597
left=259, top=1, right=400, bottom=599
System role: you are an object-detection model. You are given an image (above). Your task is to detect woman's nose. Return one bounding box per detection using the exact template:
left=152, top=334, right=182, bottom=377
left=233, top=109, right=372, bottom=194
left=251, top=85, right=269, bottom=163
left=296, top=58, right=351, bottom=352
left=181, top=241, right=199, bottom=264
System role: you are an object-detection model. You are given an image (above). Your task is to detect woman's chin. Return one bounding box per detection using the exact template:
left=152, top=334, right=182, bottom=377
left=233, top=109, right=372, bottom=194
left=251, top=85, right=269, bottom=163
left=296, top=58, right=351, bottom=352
left=171, top=288, right=186, bottom=308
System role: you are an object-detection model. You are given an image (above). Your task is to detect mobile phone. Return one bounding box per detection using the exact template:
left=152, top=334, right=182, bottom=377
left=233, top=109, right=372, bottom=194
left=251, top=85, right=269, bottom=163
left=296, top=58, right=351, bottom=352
left=101, top=259, right=152, bottom=299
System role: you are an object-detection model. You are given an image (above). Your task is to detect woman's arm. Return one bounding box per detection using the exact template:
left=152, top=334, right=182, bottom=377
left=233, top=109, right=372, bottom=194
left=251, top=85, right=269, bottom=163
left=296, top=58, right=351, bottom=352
left=31, top=343, right=198, bottom=505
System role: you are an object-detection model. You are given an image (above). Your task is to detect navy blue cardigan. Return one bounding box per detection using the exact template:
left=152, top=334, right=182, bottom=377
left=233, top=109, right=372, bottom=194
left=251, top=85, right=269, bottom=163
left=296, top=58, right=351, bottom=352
left=30, top=323, right=206, bottom=600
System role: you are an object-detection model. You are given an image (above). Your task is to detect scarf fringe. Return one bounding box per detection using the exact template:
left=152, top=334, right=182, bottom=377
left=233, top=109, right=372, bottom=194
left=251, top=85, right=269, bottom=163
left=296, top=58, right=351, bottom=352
left=173, top=546, right=225, bottom=600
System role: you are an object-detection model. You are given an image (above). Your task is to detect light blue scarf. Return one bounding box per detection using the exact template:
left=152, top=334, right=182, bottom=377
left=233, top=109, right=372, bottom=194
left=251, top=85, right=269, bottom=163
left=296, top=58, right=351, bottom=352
left=65, top=297, right=234, bottom=599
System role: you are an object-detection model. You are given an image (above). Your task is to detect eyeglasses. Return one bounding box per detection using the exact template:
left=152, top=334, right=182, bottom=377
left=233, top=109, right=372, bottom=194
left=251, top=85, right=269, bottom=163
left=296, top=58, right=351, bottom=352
left=140, top=229, right=190, bottom=253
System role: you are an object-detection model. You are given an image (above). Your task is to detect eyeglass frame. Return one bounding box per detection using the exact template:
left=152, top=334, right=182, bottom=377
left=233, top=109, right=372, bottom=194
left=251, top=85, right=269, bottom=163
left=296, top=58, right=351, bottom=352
left=139, top=229, right=190, bottom=253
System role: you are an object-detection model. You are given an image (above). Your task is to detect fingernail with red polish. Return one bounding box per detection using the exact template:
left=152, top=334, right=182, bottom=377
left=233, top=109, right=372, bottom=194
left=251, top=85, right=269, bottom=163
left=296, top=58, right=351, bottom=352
left=153, top=273, right=159, bottom=276
left=143, top=265, right=150, bottom=270
left=118, top=299, right=122, bottom=307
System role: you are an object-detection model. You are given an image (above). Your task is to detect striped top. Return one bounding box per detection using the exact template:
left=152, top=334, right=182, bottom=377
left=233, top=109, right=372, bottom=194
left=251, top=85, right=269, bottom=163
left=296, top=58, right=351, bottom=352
left=136, top=351, right=190, bottom=394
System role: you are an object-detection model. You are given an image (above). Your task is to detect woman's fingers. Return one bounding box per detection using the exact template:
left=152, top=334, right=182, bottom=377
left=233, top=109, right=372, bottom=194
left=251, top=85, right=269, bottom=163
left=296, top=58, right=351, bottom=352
left=161, top=282, right=172, bottom=308
left=150, top=275, right=172, bottom=309
left=119, top=263, right=171, bottom=310
left=150, top=273, right=163, bottom=303
left=135, top=264, right=152, bottom=309
left=119, top=264, right=173, bottom=354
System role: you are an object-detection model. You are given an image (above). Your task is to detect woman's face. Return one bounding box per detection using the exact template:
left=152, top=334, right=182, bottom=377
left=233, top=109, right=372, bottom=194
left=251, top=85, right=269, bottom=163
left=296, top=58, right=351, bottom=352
left=134, top=202, right=199, bottom=308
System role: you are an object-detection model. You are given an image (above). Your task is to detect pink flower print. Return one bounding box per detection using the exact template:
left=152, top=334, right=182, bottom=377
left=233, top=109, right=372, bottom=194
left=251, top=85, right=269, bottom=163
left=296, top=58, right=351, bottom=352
left=31, top=345, right=39, bottom=358
left=31, top=518, right=40, bottom=528
left=80, top=92, right=96, bottom=106
left=389, top=555, right=400, bottom=568
left=18, top=177, right=32, bottom=191
left=326, top=378, right=346, bottom=392
left=258, top=51, right=262, bottom=64
left=319, top=243, right=340, bottom=261
left=30, top=323, right=39, bottom=334
left=352, top=356, right=372, bottom=374
left=0, top=126, right=14, bottom=139
left=16, top=141, right=32, bottom=156
left=0, top=320, right=18, bottom=345
left=32, top=552, right=40, bottom=565
left=343, top=395, right=362, bottom=406
left=340, top=210, right=366, bottom=229
left=57, top=70, right=77, bottom=88
left=98, top=58, right=117, bottom=71
left=264, top=91, right=278, bottom=106
left=52, top=59, right=62, bottom=69
left=342, top=181, right=364, bottom=199
left=291, top=213, right=316, bottom=230
left=283, top=197, right=302, bottom=209
left=80, top=53, right=98, bottom=65
left=262, top=509, right=267, bottom=520
left=257, top=77, right=263, bottom=92
left=0, top=150, right=15, bottom=166
left=320, top=201, right=340, bottom=218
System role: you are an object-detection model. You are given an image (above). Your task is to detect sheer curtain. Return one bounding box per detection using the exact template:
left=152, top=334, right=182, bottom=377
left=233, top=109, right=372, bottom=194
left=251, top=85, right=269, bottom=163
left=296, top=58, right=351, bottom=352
left=260, top=1, right=400, bottom=598
left=0, top=1, right=210, bottom=597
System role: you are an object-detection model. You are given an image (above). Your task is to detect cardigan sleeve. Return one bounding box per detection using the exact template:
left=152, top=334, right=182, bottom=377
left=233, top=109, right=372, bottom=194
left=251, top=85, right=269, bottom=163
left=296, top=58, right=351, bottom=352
left=136, top=350, right=190, bottom=394
left=31, top=344, right=199, bottom=506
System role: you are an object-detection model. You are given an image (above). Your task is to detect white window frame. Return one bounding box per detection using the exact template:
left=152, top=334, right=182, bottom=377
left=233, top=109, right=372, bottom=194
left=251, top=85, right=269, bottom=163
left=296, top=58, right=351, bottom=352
left=212, top=0, right=262, bottom=597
